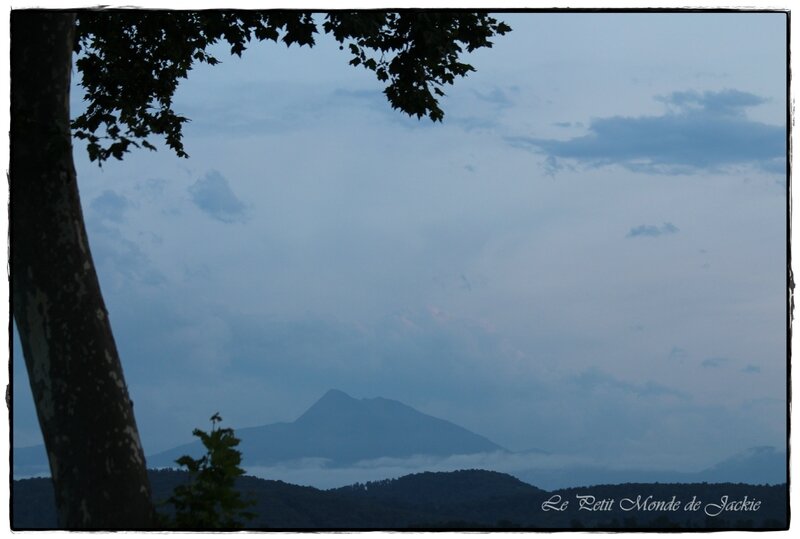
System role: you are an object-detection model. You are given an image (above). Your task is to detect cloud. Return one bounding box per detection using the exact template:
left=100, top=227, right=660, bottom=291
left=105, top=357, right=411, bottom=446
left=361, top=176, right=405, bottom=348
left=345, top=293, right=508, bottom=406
left=668, top=346, right=688, bottom=361
left=472, top=87, right=515, bottom=109
left=701, top=357, right=731, bottom=369
left=330, top=87, right=442, bottom=129
left=84, top=214, right=165, bottom=289
left=626, top=222, right=679, bottom=238
left=542, top=154, right=569, bottom=177
left=223, top=307, right=527, bottom=400
left=451, top=116, right=499, bottom=132
left=188, top=170, right=248, bottom=223
left=134, top=178, right=168, bottom=202
left=90, top=190, right=131, bottom=223
left=742, top=365, right=761, bottom=374
left=509, top=89, right=784, bottom=174
left=331, top=87, right=387, bottom=110
left=244, top=450, right=595, bottom=491
left=655, top=89, right=766, bottom=117
left=569, top=368, right=688, bottom=400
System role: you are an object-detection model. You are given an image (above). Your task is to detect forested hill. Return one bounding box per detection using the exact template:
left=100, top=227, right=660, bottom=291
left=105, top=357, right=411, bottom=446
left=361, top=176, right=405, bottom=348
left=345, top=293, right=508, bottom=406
left=12, top=469, right=787, bottom=530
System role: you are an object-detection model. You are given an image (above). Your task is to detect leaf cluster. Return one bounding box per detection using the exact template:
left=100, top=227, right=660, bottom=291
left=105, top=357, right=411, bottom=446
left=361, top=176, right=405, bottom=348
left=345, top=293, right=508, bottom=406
left=165, top=413, right=255, bottom=529
left=72, top=11, right=511, bottom=162
left=325, top=12, right=511, bottom=121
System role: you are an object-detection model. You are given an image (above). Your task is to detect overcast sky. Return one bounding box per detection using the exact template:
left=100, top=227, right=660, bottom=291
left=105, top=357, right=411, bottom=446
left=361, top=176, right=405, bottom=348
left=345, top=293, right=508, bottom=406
left=12, top=10, right=788, bottom=475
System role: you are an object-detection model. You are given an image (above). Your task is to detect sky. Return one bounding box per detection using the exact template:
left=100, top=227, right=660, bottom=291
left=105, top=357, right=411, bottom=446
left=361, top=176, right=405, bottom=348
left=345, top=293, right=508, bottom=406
left=10, top=10, right=789, bottom=478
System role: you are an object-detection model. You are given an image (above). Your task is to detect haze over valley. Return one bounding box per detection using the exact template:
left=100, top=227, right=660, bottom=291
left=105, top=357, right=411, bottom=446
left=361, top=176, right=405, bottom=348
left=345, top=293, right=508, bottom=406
left=15, top=389, right=786, bottom=491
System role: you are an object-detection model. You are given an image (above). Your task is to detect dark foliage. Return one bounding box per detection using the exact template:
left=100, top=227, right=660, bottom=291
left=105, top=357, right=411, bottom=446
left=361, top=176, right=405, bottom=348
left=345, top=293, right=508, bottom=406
left=72, top=11, right=511, bottom=162
left=164, top=414, right=255, bottom=529
left=13, top=470, right=788, bottom=530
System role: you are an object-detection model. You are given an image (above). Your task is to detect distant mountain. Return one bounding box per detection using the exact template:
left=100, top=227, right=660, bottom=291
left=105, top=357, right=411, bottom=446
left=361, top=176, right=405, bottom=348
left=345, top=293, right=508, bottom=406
left=148, top=389, right=506, bottom=468
left=701, top=446, right=787, bottom=485
left=12, top=468, right=788, bottom=529
left=516, top=446, right=787, bottom=490
left=14, top=388, right=787, bottom=490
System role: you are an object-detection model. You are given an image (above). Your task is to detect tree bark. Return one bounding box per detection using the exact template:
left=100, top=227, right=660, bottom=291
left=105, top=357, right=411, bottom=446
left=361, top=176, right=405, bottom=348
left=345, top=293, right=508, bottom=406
left=10, top=11, right=155, bottom=528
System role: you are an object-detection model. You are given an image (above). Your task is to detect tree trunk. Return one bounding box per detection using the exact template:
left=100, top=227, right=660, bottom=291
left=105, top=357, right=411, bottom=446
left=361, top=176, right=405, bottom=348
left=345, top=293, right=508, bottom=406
left=10, top=11, right=155, bottom=528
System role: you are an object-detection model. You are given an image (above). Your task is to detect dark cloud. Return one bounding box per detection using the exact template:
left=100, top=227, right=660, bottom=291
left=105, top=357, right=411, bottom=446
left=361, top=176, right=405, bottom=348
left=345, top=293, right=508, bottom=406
left=90, top=190, right=130, bottom=223
left=742, top=365, right=761, bottom=374
left=188, top=170, right=247, bottom=223
left=509, top=89, right=784, bottom=174
left=626, top=222, right=679, bottom=238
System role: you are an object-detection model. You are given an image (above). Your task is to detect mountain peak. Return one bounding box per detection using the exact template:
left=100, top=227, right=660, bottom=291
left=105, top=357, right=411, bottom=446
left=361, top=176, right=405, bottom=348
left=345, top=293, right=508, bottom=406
left=319, top=389, right=355, bottom=402
left=289, top=390, right=505, bottom=462
left=149, top=390, right=505, bottom=469
left=295, top=389, right=361, bottom=425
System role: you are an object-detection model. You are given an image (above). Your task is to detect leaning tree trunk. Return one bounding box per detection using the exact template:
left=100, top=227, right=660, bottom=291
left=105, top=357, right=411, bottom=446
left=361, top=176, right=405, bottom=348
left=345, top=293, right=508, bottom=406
left=10, top=11, right=155, bottom=528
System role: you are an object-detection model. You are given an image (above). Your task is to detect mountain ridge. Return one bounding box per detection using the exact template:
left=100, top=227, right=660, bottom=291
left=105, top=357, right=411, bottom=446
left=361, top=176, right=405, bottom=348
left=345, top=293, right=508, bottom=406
left=13, top=390, right=786, bottom=490
left=148, top=389, right=506, bottom=468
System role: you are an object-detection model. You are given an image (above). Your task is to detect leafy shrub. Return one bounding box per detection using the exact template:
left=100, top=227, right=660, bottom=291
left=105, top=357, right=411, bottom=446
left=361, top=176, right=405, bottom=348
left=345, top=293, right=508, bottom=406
left=165, top=413, right=255, bottom=529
